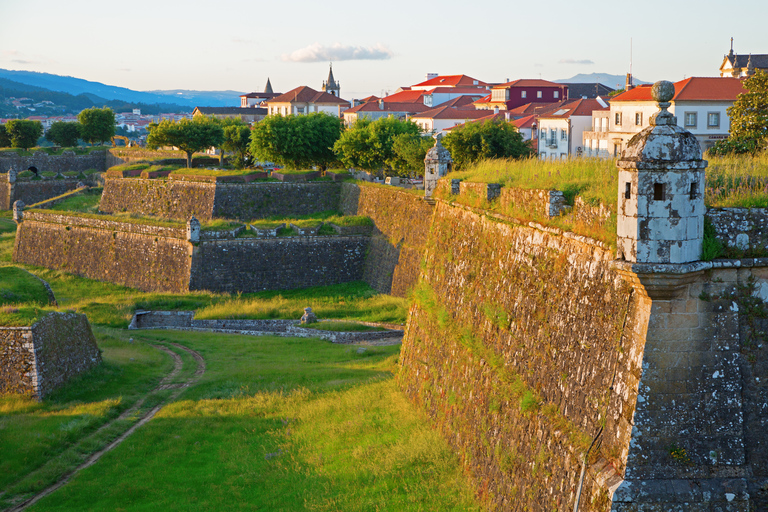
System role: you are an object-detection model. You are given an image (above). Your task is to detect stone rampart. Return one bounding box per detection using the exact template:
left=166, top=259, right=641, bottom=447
left=99, top=178, right=342, bottom=221
left=0, top=312, right=100, bottom=399
left=105, top=148, right=187, bottom=168
left=399, top=199, right=645, bottom=511
left=13, top=212, right=192, bottom=293
left=0, top=150, right=107, bottom=174
left=0, top=174, right=98, bottom=211
left=706, top=207, right=768, bottom=252
left=340, top=183, right=433, bottom=296
left=188, top=236, right=368, bottom=293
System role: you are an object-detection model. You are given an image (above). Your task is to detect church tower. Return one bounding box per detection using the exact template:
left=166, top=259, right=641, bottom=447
left=322, top=64, right=340, bottom=97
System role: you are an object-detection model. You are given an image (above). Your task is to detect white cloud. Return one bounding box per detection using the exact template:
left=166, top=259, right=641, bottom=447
left=282, top=43, right=393, bottom=63
left=559, top=59, right=595, bottom=65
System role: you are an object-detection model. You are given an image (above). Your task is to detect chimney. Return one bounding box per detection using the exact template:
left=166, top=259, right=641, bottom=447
left=625, top=73, right=634, bottom=91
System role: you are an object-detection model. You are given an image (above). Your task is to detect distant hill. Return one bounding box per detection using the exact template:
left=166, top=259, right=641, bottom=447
left=556, top=73, right=651, bottom=89
left=0, top=69, right=245, bottom=108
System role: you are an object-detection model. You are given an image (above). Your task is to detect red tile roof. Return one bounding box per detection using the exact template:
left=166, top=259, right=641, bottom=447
left=427, top=87, right=489, bottom=95
left=345, top=102, right=430, bottom=114
left=438, top=95, right=480, bottom=108
left=410, top=106, right=488, bottom=120
left=496, top=79, right=564, bottom=88
left=537, top=98, right=607, bottom=119
left=514, top=114, right=536, bottom=129
left=265, top=86, right=350, bottom=106
left=611, top=77, right=746, bottom=102
left=507, top=101, right=567, bottom=117
left=412, top=74, right=489, bottom=88
left=381, top=90, right=426, bottom=103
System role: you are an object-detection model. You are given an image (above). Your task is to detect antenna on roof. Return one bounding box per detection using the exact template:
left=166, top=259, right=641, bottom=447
left=630, top=37, right=633, bottom=78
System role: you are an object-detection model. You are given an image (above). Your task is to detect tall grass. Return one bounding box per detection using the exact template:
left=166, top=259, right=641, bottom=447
left=706, top=151, right=768, bottom=208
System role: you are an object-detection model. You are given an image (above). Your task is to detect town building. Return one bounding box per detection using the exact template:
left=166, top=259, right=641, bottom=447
left=322, top=65, right=340, bottom=97
left=474, top=79, right=569, bottom=111
left=409, top=74, right=490, bottom=91
left=342, top=100, right=430, bottom=125
left=719, top=40, right=768, bottom=77
left=409, top=105, right=489, bottom=134
left=263, top=86, right=350, bottom=117
left=537, top=98, right=607, bottom=160
left=240, top=78, right=279, bottom=108
left=591, top=77, right=745, bottom=156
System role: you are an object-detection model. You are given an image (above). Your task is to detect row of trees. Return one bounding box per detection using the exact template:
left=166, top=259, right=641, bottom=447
left=0, top=107, right=117, bottom=150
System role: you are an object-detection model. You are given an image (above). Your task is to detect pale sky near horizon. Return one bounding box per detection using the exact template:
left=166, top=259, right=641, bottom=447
left=1, top=0, right=766, bottom=100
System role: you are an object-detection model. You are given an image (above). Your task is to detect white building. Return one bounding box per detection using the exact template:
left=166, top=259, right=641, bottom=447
left=263, top=86, right=350, bottom=117
left=537, top=98, right=607, bottom=160
left=409, top=106, right=490, bottom=135
left=594, top=77, right=745, bottom=156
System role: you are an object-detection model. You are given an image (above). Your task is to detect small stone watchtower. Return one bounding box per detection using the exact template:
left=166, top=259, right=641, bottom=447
left=424, top=134, right=452, bottom=199
left=616, top=80, right=707, bottom=264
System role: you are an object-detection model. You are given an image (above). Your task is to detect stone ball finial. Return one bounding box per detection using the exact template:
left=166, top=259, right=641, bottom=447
left=651, top=81, right=675, bottom=103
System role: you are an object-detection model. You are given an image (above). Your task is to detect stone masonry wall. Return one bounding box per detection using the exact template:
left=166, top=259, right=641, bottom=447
left=399, top=199, right=649, bottom=511
left=340, top=183, right=433, bottom=296
left=189, top=236, right=368, bottom=293
left=0, top=312, right=100, bottom=399
left=0, top=150, right=107, bottom=174
left=13, top=213, right=192, bottom=293
left=706, top=207, right=768, bottom=252
left=99, top=178, right=342, bottom=221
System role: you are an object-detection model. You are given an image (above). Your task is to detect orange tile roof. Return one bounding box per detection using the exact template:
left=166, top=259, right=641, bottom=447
left=345, top=102, right=430, bottom=114
left=410, top=106, right=489, bottom=120
left=427, top=87, right=489, bottom=95
left=537, top=98, right=607, bottom=118
left=382, top=90, right=426, bottom=103
left=514, top=114, right=536, bottom=129
left=266, top=86, right=350, bottom=106
left=507, top=101, right=566, bottom=117
left=412, top=74, right=489, bottom=88
left=611, top=77, right=746, bottom=102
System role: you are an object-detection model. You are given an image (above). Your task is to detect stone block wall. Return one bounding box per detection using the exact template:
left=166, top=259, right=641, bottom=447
left=13, top=212, right=192, bottom=293
left=340, top=183, right=433, bottom=296
left=0, top=173, right=98, bottom=211
left=189, top=236, right=368, bottom=293
left=99, top=178, right=342, bottom=221
left=0, top=312, right=100, bottom=399
left=0, top=150, right=107, bottom=174
left=399, top=199, right=647, bottom=511
left=706, top=207, right=768, bottom=252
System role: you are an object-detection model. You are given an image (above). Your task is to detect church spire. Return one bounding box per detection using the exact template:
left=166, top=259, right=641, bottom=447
left=264, top=78, right=273, bottom=94
left=322, top=63, right=340, bottom=97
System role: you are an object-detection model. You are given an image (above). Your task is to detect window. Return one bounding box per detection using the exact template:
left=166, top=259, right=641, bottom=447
left=296, top=107, right=305, bottom=114
left=561, top=128, right=567, bottom=140
left=554, top=91, right=559, bottom=99
left=537, top=91, right=542, bottom=99
left=615, top=112, right=622, bottom=126
left=521, top=91, right=527, bottom=99
left=625, top=182, right=631, bottom=199
left=684, top=112, right=697, bottom=128
left=653, top=183, right=665, bottom=201
left=541, top=128, right=546, bottom=139
left=708, top=112, right=720, bottom=128
left=690, top=182, right=698, bottom=200
left=635, top=112, right=642, bottom=126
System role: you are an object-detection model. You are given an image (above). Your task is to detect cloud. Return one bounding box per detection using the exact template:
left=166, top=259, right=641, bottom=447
left=559, top=59, right=595, bottom=65
left=12, top=59, right=35, bottom=64
left=282, top=43, right=393, bottom=63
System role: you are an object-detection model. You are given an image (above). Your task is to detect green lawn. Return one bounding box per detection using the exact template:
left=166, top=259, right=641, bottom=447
left=18, top=330, right=478, bottom=512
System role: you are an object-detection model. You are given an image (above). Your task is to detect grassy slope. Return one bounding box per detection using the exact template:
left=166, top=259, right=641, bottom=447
left=25, top=330, right=478, bottom=512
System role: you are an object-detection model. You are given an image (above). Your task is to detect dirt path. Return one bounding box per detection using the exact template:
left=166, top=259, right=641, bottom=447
left=8, top=342, right=205, bottom=512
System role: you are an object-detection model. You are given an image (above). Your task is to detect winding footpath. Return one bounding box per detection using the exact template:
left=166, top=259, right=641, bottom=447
left=8, top=342, right=206, bottom=512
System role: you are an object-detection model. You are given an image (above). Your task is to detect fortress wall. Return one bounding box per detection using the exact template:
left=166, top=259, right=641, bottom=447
left=340, top=183, right=433, bottom=296
left=13, top=213, right=192, bottom=293
left=0, top=312, right=100, bottom=399
left=188, top=236, right=368, bottom=293
left=99, top=178, right=342, bottom=221
left=399, top=199, right=650, bottom=511
left=0, top=150, right=107, bottom=174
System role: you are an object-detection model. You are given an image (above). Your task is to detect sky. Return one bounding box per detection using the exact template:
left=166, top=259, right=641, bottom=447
left=1, top=0, right=766, bottom=101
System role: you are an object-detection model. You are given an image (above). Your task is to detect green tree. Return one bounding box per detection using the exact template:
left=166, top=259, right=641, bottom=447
left=0, top=124, right=10, bottom=148
left=45, top=121, right=82, bottom=147
left=391, top=132, right=434, bottom=177
left=250, top=113, right=342, bottom=171
left=442, top=119, right=532, bottom=170
left=146, top=115, right=225, bottom=168
left=5, top=119, right=43, bottom=150
left=711, top=70, right=768, bottom=155
left=221, top=123, right=252, bottom=169
left=78, top=107, right=116, bottom=145
left=333, top=116, right=422, bottom=174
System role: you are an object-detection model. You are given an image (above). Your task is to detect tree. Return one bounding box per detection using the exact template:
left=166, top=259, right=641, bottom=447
left=78, top=107, right=116, bottom=145
left=333, top=116, right=422, bottom=174
left=221, top=123, right=252, bottom=169
left=45, top=121, right=82, bottom=147
left=5, top=119, right=43, bottom=150
left=710, top=70, right=768, bottom=155
left=391, top=133, right=434, bottom=177
left=146, top=115, right=225, bottom=168
left=250, top=112, right=342, bottom=171
left=0, top=124, right=10, bottom=148
left=442, top=119, right=532, bottom=170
